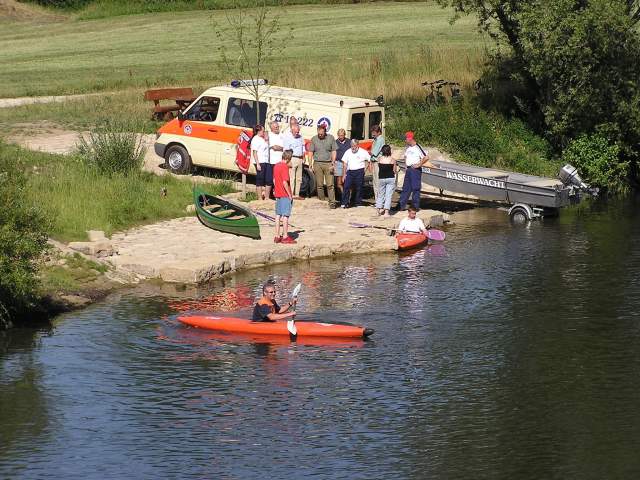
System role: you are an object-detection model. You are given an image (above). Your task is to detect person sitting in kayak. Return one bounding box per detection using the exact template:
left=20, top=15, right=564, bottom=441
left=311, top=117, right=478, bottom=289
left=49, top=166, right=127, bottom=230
left=252, top=283, right=297, bottom=322
left=397, top=206, right=428, bottom=235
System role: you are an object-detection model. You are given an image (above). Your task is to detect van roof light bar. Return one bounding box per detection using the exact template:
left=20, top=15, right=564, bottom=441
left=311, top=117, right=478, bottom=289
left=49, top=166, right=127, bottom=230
left=231, top=79, right=268, bottom=88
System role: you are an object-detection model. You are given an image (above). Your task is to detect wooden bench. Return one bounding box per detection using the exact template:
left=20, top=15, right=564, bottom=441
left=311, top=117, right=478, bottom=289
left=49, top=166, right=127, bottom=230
left=144, top=87, right=195, bottom=120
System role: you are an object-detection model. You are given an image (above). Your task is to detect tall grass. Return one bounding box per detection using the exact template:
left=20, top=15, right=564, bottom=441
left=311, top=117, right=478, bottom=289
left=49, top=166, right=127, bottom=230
left=386, top=101, right=560, bottom=176
left=1, top=141, right=234, bottom=241
left=0, top=2, right=482, bottom=98
left=76, top=120, right=146, bottom=174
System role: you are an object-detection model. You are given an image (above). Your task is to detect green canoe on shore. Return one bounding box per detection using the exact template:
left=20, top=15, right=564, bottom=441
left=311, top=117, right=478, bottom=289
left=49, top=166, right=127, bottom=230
left=193, top=187, right=261, bottom=240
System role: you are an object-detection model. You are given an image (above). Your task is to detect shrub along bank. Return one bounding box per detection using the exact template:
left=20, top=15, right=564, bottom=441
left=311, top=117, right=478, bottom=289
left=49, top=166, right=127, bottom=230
left=0, top=138, right=233, bottom=327
left=387, top=101, right=560, bottom=177
left=1, top=141, right=233, bottom=242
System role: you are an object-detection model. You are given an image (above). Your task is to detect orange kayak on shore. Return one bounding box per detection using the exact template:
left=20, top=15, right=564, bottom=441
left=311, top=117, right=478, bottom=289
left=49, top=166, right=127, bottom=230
left=178, top=315, right=374, bottom=339
left=396, top=232, right=428, bottom=250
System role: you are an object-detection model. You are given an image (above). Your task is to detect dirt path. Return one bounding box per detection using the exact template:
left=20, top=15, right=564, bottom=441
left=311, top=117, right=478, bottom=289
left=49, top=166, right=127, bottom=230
left=0, top=93, right=107, bottom=109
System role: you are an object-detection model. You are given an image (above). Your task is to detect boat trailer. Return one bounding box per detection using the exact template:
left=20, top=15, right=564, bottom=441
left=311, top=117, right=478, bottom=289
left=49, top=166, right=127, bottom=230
left=401, top=160, right=596, bottom=222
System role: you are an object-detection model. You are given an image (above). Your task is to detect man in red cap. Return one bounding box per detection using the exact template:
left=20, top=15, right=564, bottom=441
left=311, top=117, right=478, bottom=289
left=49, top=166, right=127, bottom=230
left=398, top=131, right=434, bottom=210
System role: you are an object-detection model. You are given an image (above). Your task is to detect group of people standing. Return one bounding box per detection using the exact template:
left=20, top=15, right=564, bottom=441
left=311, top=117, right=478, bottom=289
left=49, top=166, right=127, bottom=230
left=249, top=117, right=434, bottom=243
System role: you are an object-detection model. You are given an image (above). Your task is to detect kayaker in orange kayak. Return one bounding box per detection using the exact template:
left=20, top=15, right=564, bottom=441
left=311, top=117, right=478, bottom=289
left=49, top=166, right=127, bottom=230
left=252, top=283, right=297, bottom=322
left=397, top=206, right=428, bottom=234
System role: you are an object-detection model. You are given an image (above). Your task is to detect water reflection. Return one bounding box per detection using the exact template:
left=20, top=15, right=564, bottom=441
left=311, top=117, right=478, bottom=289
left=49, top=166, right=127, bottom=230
left=1, top=199, right=639, bottom=478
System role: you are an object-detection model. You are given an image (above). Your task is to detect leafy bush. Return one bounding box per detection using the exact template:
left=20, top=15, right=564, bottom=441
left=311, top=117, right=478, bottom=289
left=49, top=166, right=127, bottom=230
left=561, top=134, right=628, bottom=193
left=76, top=121, right=146, bottom=175
left=438, top=0, right=640, bottom=187
left=0, top=144, right=50, bottom=329
left=386, top=101, right=558, bottom=177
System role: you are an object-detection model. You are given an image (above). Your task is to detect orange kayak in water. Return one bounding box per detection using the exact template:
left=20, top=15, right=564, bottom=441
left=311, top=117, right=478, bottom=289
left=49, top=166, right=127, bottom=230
left=178, top=315, right=374, bottom=339
left=396, top=232, right=428, bottom=250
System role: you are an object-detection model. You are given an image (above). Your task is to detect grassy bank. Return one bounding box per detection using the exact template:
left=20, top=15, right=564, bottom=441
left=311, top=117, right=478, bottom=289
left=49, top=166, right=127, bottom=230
left=387, top=102, right=560, bottom=177
left=0, top=141, right=233, bottom=241
left=0, top=2, right=483, bottom=99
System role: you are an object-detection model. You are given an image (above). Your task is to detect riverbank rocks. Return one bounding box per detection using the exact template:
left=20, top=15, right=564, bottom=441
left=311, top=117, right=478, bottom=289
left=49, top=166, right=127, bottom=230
left=68, top=240, right=114, bottom=257
left=102, top=198, right=448, bottom=284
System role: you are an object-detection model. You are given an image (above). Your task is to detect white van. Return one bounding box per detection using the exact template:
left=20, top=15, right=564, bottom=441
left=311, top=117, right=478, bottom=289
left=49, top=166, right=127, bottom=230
left=154, top=83, right=385, bottom=192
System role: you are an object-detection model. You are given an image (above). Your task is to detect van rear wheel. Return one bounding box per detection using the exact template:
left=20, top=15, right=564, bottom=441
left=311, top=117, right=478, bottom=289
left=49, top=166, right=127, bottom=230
left=165, top=145, right=192, bottom=174
left=300, top=166, right=316, bottom=197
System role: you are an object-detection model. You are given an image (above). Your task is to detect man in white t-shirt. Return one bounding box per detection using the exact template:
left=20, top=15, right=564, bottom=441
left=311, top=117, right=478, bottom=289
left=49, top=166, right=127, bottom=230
left=267, top=121, right=284, bottom=197
left=398, top=131, right=435, bottom=210
left=397, top=206, right=428, bottom=234
left=251, top=124, right=270, bottom=200
left=340, top=139, right=371, bottom=208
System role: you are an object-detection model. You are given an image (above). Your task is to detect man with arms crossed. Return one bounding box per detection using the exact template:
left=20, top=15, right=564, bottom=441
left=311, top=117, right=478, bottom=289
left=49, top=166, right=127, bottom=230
left=308, top=125, right=337, bottom=207
left=273, top=150, right=296, bottom=244
left=251, top=124, right=270, bottom=200
left=282, top=122, right=306, bottom=200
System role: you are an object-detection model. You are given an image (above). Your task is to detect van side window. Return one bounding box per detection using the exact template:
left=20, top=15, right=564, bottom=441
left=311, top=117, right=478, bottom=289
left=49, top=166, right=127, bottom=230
left=226, top=97, right=267, bottom=127
left=350, top=112, right=365, bottom=140
left=184, top=96, right=220, bottom=122
left=369, top=111, right=382, bottom=135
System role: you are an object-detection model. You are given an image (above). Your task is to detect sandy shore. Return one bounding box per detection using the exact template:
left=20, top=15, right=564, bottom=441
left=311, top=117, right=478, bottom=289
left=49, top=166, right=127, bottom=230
left=94, top=197, right=449, bottom=283
left=6, top=124, right=453, bottom=285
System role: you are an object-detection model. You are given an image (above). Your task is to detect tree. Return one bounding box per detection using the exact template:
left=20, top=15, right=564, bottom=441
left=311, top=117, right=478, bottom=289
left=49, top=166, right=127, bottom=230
left=437, top=0, right=640, bottom=187
left=0, top=146, right=50, bottom=329
left=213, top=0, right=290, bottom=197
left=214, top=0, right=289, bottom=125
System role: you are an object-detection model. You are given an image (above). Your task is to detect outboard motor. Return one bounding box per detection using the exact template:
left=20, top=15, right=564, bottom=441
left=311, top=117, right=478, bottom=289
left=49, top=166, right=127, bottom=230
left=559, top=164, right=598, bottom=196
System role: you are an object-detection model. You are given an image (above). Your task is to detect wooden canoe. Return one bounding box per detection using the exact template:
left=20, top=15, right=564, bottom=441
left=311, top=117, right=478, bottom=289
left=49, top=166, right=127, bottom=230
left=193, top=187, right=261, bottom=240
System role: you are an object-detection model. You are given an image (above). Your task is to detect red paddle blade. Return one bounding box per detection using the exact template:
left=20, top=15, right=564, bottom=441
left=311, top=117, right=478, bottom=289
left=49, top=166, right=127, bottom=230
left=426, top=229, right=446, bottom=241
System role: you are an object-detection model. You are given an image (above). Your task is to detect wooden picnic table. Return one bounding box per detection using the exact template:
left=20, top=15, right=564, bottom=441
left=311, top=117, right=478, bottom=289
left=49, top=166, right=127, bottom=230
left=144, top=87, right=195, bottom=120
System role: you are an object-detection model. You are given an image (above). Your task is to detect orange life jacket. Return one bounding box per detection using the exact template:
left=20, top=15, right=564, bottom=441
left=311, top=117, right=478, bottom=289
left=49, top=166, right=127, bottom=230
left=235, top=130, right=253, bottom=174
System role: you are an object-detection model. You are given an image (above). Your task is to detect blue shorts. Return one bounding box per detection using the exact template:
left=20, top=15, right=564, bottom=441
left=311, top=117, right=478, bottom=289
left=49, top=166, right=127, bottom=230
left=275, top=197, right=292, bottom=217
left=255, top=163, right=273, bottom=186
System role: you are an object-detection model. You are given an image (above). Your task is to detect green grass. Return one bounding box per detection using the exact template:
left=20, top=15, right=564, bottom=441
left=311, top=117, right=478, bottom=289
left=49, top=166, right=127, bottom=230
left=75, top=0, right=430, bottom=20
left=39, top=252, right=109, bottom=292
left=0, top=141, right=234, bottom=241
left=0, top=2, right=484, bottom=100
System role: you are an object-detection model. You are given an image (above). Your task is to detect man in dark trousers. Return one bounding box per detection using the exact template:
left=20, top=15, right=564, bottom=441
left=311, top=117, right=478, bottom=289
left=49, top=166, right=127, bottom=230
left=397, top=131, right=435, bottom=211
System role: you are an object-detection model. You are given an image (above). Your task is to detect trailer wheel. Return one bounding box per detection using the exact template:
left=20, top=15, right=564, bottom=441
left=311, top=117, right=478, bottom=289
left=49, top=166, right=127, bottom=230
left=510, top=206, right=529, bottom=224
left=165, top=144, right=192, bottom=174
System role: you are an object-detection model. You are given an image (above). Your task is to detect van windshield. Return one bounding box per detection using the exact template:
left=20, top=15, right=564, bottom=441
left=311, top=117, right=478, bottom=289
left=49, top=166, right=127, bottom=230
left=183, top=96, right=220, bottom=122
left=226, top=97, right=267, bottom=128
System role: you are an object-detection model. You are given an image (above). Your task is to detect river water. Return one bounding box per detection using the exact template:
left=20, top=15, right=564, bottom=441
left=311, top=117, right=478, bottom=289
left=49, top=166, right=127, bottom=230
left=2, top=198, right=640, bottom=479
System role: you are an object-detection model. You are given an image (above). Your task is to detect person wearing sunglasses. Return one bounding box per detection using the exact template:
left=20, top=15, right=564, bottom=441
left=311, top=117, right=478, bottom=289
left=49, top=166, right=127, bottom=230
left=252, top=283, right=297, bottom=322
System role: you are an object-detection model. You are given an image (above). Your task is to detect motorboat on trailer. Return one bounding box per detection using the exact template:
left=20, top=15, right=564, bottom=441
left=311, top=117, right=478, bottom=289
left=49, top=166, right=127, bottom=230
left=399, top=160, right=596, bottom=221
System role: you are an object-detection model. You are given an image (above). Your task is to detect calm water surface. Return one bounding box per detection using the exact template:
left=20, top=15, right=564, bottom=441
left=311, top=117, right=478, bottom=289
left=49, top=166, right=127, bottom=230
left=2, top=198, right=640, bottom=479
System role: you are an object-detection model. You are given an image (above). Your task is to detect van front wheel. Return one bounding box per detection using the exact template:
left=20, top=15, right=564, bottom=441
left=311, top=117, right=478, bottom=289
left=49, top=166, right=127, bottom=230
left=165, top=145, right=192, bottom=174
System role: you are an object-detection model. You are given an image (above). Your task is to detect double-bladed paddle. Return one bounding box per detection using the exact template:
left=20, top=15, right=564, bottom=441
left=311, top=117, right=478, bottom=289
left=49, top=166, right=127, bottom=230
left=348, top=222, right=446, bottom=241
left=254, top=210, right=303, bottom=230
left=287, top=282, right=302, bottom=339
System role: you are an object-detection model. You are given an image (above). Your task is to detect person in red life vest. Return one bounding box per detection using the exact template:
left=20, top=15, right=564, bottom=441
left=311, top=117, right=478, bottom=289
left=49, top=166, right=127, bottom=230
left=252, top=283, right=297, bottom=322
left=273, top=150, right=297, bottom=244
left=251, top=124, right=270, bottom=200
